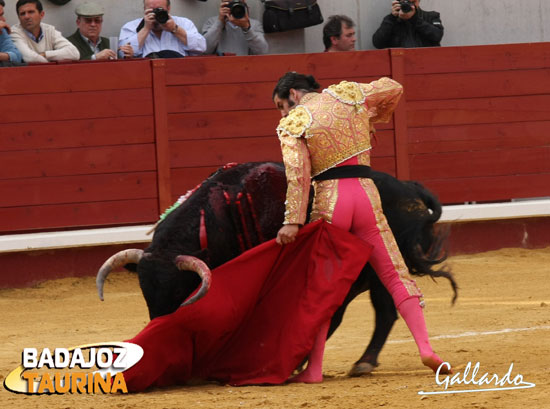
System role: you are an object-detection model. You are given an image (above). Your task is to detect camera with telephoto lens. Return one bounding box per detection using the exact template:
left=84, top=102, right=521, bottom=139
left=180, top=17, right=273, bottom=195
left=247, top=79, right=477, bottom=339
left=399, top=0, right=414, bottom=13
left=224, top=1, right=247, bottom=19
left=153, top=7, right=169, bottom=24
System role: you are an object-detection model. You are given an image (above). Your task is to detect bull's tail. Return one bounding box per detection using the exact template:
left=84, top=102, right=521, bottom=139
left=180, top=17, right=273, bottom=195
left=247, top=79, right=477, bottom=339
left=401, top=182, right=458, bottom=304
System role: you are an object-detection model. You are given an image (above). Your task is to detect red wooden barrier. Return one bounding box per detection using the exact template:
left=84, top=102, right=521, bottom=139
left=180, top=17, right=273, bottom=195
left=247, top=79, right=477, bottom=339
left=402, top=43, right=550, bottom=203
left=1, top=44, right=550, bottom=236
left=162, top=50, right=398, bottom=204
left=0, top=60, right=159, bottom=233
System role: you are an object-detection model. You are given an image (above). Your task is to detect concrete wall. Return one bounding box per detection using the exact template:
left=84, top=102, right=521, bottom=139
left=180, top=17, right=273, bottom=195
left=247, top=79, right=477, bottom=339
left=4, top=0, right=550, bottom=54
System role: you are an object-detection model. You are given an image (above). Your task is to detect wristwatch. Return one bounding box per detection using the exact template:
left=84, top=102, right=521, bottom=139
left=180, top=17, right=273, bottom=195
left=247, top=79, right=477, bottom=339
left=171, top=24, right=178, bottom=34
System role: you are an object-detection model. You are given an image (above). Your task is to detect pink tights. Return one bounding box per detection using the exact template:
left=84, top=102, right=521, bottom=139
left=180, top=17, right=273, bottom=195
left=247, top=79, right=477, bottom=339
left=293, top=168, right=451, bottom=380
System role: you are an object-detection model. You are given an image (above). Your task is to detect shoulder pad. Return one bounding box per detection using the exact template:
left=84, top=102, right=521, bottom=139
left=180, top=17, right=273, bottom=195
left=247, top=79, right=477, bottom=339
left=276, top=106, right=313, bottom=139
left=323, top=81, right=366, bottom=106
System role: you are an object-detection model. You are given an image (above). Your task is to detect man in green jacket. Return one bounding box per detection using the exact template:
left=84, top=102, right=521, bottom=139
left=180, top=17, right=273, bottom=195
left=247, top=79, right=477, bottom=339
left=67, top=1, right=116, bottom=60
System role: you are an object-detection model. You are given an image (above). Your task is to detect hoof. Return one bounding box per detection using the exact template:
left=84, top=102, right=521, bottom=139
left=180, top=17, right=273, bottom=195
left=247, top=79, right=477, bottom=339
left=348, top=362, right=376, bottom=377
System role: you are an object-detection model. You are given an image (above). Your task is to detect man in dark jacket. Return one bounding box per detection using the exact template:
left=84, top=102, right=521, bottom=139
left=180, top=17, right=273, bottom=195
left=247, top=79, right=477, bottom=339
left=67, top=2, right=115, bottom=60
left=372, top=0, right=443, bottom=49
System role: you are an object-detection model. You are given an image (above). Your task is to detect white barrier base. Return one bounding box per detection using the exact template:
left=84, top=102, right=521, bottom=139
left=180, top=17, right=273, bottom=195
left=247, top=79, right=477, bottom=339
left=440, top=199, right=550, bottom=222
left=1, top=200, right=549, bottom=253
left=0, top=225, right=154, bottom=253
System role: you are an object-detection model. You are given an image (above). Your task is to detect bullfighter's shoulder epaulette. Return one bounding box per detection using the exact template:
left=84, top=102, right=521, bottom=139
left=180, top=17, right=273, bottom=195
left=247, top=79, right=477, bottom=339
left=323, top=81, right=366, bottom=107
left=276, top=105, right=313, bottom=139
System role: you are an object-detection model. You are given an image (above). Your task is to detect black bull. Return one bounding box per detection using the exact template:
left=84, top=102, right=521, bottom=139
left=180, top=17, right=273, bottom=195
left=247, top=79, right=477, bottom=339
left=97, top=161, right=457, bottom=375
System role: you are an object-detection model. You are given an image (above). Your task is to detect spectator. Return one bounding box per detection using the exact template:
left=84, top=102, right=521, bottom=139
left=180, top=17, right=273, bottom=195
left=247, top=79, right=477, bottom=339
left=372, top=0, right=443, bottom=49
left=0, top=0, right=23, bottom=64
left=67, top=2, right=116, bottom=61
left=10, top=0, right=79, bottom=63
left=202, top=0, right=268, bottom=56
left=322, top=15, right=356, bottom=52
left=119, top=0, right=206, bottom=59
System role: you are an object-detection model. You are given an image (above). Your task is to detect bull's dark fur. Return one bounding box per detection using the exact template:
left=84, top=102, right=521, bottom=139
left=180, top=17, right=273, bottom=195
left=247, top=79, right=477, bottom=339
left=130, top=161, right=457, bottom=369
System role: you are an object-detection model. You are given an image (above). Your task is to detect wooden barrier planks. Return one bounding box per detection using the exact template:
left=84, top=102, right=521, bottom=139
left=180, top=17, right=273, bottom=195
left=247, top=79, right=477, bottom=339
left=0, top=199, right=158, bottom=233
left=162, top=53, right=397, bottom=195
left=0, top=60, right=158, bottom=234
left=405, top=69, right=550, bottom=101
left=0, top=172, right=158, bottom=208
left=1, top=43, right=550, bottom=235
left=0, top=116, right=155, bottom=152
left=168, top=109, right=281, bottom=141
left=0, top=89, right=153, bottom=123
left=424, top=173, right=550, bottom=204
left=163, top=51, right=392, bottom=86
left=401, top=44, right=550, bottom=203
left=408, top=121, right=550, bottom=154
left=401, top=42, right=550, bottom=75
left=0, top=144, right=156, bottom=179
left=0, top=60, right=152, bottom=95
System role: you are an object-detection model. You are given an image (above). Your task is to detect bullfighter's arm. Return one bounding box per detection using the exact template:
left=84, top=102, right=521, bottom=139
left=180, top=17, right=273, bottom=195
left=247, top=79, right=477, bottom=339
left=360, top=77, right=403, bottom=123
left=323, top=79, right=403, bottom=124
left=277, top=106, right=312, bottom=225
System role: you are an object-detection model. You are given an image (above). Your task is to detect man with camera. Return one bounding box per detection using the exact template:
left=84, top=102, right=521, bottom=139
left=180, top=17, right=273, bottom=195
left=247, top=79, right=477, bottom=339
left=119, top=0, right=206, bottom=58
left=372, top=0, right=443, bottom=49
left=202, top=0, right=268, bottom=56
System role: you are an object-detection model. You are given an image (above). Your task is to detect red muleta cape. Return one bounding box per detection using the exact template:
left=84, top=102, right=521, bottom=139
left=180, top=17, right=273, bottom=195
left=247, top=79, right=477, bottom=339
left=123, top=220, right=372, bottom=391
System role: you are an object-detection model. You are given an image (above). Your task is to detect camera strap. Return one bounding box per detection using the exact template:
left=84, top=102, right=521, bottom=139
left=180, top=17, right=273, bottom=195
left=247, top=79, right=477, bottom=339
left=136, top=18, right=145, bottom=33
left=136, top=19, right=145, bottom=33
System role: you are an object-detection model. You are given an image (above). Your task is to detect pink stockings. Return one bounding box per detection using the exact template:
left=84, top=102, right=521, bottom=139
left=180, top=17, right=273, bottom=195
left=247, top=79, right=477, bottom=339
left=304, top=176, right=451, bottom=375
left=288, top=320, right=330, bottom=383
left=397, top=298, right=450, bottom=373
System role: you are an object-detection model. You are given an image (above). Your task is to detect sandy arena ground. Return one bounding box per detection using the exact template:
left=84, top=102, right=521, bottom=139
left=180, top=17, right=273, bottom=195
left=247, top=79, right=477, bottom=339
left=1, top=247, right=549, bottom=408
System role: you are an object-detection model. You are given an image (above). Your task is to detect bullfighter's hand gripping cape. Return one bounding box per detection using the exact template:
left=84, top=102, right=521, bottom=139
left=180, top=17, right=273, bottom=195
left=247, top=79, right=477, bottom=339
left=122, top=220, right=372, bottom=391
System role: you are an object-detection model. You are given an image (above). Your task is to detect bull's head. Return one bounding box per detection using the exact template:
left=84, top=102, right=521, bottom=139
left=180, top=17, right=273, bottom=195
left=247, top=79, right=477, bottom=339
left=96, top=249, right=211, bottom=319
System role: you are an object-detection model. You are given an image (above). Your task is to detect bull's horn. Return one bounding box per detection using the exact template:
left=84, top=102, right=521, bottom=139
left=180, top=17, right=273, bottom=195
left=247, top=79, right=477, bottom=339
left=175, top=255, right=212, bottom=307
left=96, top=249, right=144, bottom=301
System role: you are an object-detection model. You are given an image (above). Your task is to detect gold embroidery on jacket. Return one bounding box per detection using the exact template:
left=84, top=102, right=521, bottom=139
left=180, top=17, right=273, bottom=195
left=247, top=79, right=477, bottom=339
left=360, top=78, right=403, bottom=123
left=310, top=179, right=339, bottom=223
left=277, top=78, right=403, bottom=226
left=303, top=92, right=374, bottom=177
left=276, top=106, right=313, bottom=139
left=324, top=81, right=366, bottom=107
left=279, top=134, right=311, bottom=225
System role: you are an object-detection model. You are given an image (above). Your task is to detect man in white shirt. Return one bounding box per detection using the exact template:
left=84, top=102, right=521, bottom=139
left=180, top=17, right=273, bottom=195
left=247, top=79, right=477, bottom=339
left=10, top=0, right=79, bottom=63
left=119, top=0, right=206, bottom=58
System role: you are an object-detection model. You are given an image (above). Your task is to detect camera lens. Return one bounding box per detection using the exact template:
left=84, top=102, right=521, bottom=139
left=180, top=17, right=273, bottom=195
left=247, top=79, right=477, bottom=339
left=230, top=3, right=246, bottom=19
left=399, top=1, right=413, bottom=13
left=153, top=8, right=169, bottom=24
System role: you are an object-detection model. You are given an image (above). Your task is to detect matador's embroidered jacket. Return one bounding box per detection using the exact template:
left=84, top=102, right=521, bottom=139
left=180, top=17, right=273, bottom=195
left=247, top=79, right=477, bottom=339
left=276, top=77, right=403, bottom=225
